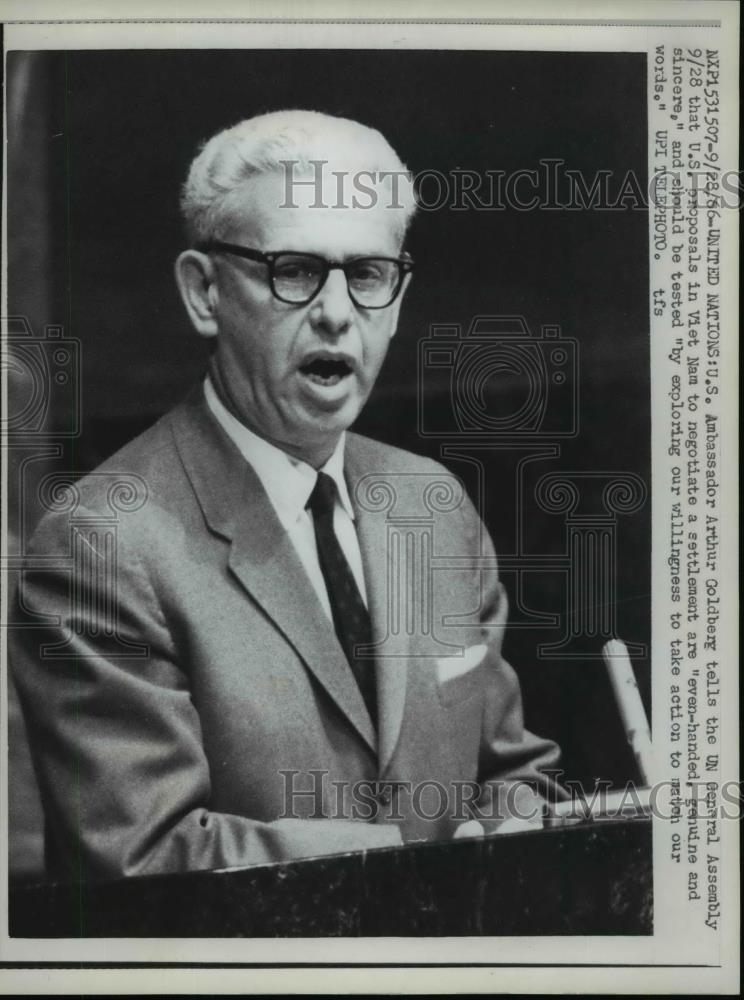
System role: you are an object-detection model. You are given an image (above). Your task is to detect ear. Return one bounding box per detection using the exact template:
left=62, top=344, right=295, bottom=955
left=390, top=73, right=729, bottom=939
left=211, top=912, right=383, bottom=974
left=174, top=249, right=220, bottom=339
left=387, top=269, right=413, bottom=339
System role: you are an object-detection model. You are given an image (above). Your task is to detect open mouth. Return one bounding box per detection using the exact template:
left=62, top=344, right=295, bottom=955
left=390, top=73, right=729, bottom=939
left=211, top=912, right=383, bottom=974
left=298, top=357, right=354, bottom=387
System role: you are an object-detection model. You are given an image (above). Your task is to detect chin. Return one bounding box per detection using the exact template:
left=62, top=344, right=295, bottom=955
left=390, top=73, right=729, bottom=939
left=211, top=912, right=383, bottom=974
left=308, top=399, right=362, bottom=432
left=307, top=417, right=354, bottom=442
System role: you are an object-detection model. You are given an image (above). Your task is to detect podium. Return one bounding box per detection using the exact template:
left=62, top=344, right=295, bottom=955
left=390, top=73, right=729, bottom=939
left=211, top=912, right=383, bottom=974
left=9, top=817, right=651, bottom=937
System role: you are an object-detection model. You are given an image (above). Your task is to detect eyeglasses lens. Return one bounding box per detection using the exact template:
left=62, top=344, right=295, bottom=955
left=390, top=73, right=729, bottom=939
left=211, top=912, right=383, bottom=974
left=272, top=254, right=400, bottom=307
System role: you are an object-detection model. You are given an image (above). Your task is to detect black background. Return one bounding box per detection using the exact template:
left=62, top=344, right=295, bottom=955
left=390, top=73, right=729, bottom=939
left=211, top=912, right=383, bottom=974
left=9, top=48, right=650, bottom=797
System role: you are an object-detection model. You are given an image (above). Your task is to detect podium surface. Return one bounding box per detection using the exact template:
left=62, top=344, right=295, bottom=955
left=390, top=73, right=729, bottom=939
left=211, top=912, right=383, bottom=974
left=10, top=817, right=651, bottom=937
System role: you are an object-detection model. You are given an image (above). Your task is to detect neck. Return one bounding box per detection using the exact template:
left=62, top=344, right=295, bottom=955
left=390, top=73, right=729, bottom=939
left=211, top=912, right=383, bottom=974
left=206, top=368, right=340, bottom=470
left=278, top=437, right=338, bottom=470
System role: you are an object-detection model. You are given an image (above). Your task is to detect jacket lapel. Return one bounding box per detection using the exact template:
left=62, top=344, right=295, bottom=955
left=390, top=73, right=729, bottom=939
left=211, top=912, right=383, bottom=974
left=346, top=438, right=409, bottom=775
left=170, top=391, right=376, bottom=755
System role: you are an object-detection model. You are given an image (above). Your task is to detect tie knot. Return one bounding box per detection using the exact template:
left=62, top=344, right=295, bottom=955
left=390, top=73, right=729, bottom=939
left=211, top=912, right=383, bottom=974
left=307, top=471, right=337, bottom=520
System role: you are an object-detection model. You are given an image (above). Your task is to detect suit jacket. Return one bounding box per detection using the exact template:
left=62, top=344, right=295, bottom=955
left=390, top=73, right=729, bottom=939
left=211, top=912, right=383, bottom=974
left=11, top=388, right=564, bottom=881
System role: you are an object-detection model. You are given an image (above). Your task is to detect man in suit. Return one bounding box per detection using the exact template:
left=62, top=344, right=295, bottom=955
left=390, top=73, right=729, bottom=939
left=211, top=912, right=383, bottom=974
left=12, top=110, right=565, bottom=881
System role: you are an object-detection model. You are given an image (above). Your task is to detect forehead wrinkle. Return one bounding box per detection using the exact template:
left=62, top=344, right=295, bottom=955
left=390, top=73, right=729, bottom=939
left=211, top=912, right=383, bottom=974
left=212, top=170, right=407, bottom=249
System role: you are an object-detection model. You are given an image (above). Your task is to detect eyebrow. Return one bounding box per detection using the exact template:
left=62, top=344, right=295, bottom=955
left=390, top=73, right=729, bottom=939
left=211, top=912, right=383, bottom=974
left=269, top=249, right=400, bottom=260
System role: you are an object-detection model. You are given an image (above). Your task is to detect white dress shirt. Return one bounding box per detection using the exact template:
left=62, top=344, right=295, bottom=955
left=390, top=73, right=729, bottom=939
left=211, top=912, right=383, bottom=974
left=204, top=377, right=368, bottom=622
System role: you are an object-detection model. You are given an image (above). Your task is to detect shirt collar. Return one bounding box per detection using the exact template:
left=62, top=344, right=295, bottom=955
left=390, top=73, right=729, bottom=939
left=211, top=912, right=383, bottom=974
left=203, top=376, right=355, bottom=528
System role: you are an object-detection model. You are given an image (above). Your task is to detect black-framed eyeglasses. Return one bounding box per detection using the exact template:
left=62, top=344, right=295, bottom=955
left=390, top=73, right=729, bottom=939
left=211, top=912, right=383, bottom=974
left=195, top=240, right=414, bottom=309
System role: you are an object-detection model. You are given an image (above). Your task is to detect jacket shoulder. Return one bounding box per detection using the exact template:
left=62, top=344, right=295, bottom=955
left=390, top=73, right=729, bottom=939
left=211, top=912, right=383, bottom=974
left=68, top=410, right=179, bottom=509
left=346, top=432, right=482, bottom=533
left=28, top=401, right=192, bottom=554
left=345, top=433, right=449, bottom=477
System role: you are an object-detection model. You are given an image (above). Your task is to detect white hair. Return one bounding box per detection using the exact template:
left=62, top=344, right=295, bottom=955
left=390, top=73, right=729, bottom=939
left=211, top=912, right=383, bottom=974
left=180, top=109, right=417, bottom=245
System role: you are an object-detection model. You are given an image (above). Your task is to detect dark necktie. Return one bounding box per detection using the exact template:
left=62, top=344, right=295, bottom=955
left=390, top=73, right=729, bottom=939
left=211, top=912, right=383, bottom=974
left=307, top=472, right=377, bottom=728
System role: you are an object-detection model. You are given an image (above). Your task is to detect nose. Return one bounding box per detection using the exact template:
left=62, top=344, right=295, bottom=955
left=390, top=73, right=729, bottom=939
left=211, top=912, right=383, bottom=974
left=309, top=267, right=354, bottom=336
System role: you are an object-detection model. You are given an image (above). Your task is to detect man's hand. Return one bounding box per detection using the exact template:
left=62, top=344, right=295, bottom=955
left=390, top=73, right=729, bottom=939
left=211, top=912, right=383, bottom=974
left=453, top=813, right=545, bottom=839
left=494, top=814, right=544, bottom=835
left=453, top=819, right=485, bottom=839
